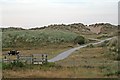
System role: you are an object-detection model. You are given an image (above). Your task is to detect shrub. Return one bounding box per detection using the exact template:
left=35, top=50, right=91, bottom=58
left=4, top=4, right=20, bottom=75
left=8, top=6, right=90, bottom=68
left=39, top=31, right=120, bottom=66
left=97, top=34, right=109, bottom=39
left=86, top=44, right=94, bottom=48
left=97, top=41, right=107, bottom=47
left=2, top=61, right=25, bottom=69
left=11, top=61, right=25, bottom=67
left=104, top=71, right=120, bottom=76
left=74, top=36, right=85, bottom=45
left=39, top=62, right=57, bottom=70
left=42, top=62, right=55, bottom=67
left=2, top=63, right=12, bottom=69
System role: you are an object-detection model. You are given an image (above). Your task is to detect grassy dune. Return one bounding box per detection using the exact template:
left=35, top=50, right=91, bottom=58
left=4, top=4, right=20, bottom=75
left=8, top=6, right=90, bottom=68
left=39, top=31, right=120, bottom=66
left=2, top=29, right=78, bottom=49
left=2, top=29, right=78, bottom=59
left=2, top=23, right=118, bottom=78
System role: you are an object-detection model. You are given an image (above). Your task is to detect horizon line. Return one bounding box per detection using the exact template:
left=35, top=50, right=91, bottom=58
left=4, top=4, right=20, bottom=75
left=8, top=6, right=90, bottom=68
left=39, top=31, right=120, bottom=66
left=0, top=22, right=118, bottom=29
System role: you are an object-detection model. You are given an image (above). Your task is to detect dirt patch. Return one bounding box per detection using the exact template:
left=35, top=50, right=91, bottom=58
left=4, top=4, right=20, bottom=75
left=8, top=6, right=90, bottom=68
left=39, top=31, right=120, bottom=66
left=88, top=26, right=102, bottom=34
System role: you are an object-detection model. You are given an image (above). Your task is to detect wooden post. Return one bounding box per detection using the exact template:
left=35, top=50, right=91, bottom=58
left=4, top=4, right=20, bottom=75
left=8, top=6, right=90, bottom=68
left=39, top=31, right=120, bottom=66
left=4, top=56, right=6, bottom=59
left=16, top=54, right=19, bottom=63
left=42, top=54, right=44, bottom=64
left=45, top=54, right=47, bottom=63
left=31, top=54, right=33, bottom=64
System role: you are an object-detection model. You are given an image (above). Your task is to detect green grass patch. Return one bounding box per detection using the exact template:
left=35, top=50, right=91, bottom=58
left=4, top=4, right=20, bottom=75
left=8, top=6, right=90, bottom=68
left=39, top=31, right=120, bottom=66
left=2, top=61, right=25, bottom=70
left=2, top=29, right=78, bottom=48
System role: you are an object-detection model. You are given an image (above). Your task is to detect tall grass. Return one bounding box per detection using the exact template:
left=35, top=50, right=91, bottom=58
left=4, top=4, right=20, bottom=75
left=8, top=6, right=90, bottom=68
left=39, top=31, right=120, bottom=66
left=2, top=29, right=78, bottom=48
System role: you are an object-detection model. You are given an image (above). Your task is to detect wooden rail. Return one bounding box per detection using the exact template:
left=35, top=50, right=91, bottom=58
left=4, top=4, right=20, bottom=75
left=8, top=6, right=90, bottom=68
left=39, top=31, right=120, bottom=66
left=2, top=54, right=48, bottom=65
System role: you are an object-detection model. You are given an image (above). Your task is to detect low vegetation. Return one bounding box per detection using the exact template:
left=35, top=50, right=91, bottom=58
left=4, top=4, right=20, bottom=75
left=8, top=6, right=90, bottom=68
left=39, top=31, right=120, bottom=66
left=2, top=23, right=118, bottom=78
left=3, top=46, right=119, bottom=78
left=74, top=35, right=85, bottom=45
left=2, top=61, right=56, bottom=70
left=2, top=29, right=79, bottom=49
left=86, top=44, right=94, bottom=48
left=97, top=34, right=110, bottom=39
left=2, top=61, right=25, bottom=70
left=56, top=47, right=119, bottom=78
left=103, top=37, right=119, bottom=60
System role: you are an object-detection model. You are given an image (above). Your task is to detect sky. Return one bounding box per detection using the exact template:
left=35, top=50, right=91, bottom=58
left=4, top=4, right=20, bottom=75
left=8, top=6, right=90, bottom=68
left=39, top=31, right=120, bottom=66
left=0, top=0, right=119, bottom=29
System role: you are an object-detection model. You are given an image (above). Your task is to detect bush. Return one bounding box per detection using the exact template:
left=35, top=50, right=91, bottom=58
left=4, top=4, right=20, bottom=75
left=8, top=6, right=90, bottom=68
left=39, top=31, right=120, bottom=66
left=11, top=61, right=25, bottom=67
left=42, top=62, right=55, bottom=67
left=86, top=44, right=94, bottom=48
left=97, top=34, right=109, bottom=39
left=104, top=71, right=120, bottom=76
left=97, top=41, right=107, bottom=47
left=2, top=61, right=25, bottom=69
left=39, top=62, right=58, bottom=70
left=74, top=36, right=85, bottom=45
left=2, top=63, right=12, bottom=69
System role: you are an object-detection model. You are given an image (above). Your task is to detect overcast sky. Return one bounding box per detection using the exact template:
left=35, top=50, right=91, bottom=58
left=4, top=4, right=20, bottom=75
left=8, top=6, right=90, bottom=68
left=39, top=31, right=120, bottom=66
left=0, top=0, right=119, bottom=29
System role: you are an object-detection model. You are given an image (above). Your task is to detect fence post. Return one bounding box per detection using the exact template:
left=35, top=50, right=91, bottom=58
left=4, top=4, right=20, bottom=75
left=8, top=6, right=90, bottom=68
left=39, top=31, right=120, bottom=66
left=45, top=54, right=48, bottom=63
left=31, top=54, right=34, bottom=64
left=17, top=55, right=19, bottom=60
left=42, top=54, right=44, bottom=64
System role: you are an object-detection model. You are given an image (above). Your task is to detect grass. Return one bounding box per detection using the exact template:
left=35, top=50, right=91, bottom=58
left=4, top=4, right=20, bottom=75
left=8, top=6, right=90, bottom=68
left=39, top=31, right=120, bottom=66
left=3, top=47, right=119, bottom=78
left=56, top=47, right=118, bottom=78
left=2, top=29, right=78, bottom=48
left=2, top=64, right=103, bottom=78
left=2, top=27, right=118, bottom=78
left=98, top=61, right=119, bottom=77
left=2, top=61, right=25, bottom=70
left=0, top=63, right=2, bottom=69
left=2, top=43, right=74, bottom=60
left=2, top=37, right=119, bottom=78
left=0, top=62, right=2, bottom=79
left=57, top=47, right=107, bottom=66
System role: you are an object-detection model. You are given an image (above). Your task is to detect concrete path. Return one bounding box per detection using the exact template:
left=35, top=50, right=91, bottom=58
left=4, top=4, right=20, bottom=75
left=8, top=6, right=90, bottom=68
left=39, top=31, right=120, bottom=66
left=48, top=37, right=114, bottom=62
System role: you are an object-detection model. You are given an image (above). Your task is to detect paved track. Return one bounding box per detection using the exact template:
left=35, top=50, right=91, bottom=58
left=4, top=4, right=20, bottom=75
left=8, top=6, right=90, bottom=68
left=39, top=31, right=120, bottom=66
left=48, top=37, right=114, bottom=62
